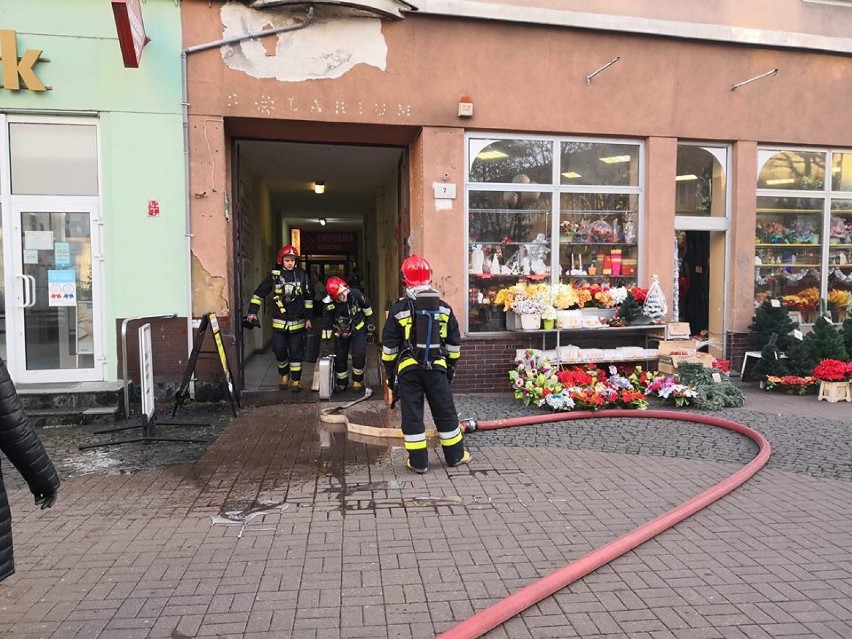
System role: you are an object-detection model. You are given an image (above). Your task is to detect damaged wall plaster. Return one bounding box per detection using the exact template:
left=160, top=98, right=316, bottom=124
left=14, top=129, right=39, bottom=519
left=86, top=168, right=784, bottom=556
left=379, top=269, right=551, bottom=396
left=192, top=253, right=229, bottom=317
left=220, top=3, right=388, bottom=81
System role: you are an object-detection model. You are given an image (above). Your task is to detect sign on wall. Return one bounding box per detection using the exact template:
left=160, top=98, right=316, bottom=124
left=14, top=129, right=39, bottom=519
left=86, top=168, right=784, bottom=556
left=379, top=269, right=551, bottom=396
left=111, top=0, right=149, bottom=68
left=300, top=231, right=358, bottom=255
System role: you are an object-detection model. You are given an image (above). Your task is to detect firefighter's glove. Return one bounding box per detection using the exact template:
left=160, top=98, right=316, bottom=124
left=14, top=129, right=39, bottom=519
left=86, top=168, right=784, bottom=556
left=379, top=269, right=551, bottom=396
left=446, top=366, right=456, bottom=384
left=243, top=314, right=260, bottom=329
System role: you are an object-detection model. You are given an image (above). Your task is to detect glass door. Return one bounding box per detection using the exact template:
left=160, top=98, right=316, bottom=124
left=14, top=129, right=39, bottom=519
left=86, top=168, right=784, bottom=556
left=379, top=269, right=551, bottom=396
left=9, top=201, right=103, bottom=382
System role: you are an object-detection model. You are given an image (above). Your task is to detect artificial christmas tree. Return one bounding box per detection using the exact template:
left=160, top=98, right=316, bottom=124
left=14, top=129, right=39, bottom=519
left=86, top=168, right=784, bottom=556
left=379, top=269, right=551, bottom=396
left=786, top=315, right=848, bottom=376
left=617, top=291, right=642, bottom=324
left=842, top=317, right=852, bottom=360
left=642, top=274, right=667, bottom=322
left=753, top=333, right=789, bottom=380
left=747, top=300, right=798, bottom=352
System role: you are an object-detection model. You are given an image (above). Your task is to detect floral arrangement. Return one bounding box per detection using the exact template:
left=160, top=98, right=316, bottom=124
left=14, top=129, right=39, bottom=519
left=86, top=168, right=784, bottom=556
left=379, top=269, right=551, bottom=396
left=560, top=220, right=581, bottom=236
left=541, top=304, right=558, bottom=321
left=630, top=286, right=648, bottom=306
left=494, top=282, right=640, bottom=313
left=782, top=287, right=820, bottom=315
left=511, top=295, right=549, bottom=315
left=828, top=289, right=852, bottom=310
left=551, top=283, right=580, bottom=310
left=509, top=351, right=698, bottom=412
left=764, top=375, right=818, bottom=395
left=756, top=221, right=787, bottom=244
left=811, top=359, right=852, bottom=382
left=588, top=220, right=614, bottom=243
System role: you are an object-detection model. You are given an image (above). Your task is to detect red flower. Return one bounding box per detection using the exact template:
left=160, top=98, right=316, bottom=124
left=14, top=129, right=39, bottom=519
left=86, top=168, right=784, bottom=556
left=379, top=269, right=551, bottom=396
left=812, top=359, right=851, bottom=382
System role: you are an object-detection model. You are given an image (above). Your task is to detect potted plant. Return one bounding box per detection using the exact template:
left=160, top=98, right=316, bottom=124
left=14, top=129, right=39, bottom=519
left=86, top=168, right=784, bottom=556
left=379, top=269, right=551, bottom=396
left=511, top=295, right=548, bottom=330
left=560, top=220, right=581, bottom=243
left=541, top=304, right=557, bottom=330
left=812, top=358, right=852, bottom=403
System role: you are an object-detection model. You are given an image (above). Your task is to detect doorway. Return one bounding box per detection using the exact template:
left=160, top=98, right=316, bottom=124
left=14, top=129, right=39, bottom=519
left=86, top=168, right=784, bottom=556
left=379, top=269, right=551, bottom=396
left=231, top=138, right=405, bottom=393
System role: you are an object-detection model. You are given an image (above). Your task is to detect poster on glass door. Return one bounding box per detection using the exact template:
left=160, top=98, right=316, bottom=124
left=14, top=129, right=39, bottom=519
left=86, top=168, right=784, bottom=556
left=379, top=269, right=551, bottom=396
left=48, top=270, right=77, bottom=307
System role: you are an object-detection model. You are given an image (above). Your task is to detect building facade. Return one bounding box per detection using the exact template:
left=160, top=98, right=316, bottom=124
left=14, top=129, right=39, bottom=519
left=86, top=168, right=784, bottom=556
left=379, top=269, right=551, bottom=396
left=180, top=0, right=852, bottom=392
left=0, top=0, right=188, bottom=388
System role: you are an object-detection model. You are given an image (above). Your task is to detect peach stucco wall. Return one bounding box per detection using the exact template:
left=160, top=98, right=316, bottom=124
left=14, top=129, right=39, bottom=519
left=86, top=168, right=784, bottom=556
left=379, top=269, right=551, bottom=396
left=182, top=2, right=852, bottom=331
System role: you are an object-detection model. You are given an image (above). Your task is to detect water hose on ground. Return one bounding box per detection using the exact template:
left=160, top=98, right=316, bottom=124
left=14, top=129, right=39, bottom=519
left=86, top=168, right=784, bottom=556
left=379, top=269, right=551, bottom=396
left=434, top=409, right=771, bottom=639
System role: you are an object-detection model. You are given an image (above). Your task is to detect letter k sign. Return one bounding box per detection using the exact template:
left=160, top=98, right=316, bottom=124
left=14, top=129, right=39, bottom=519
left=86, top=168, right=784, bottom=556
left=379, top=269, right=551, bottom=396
left=0, top=30, right=48, bottom=91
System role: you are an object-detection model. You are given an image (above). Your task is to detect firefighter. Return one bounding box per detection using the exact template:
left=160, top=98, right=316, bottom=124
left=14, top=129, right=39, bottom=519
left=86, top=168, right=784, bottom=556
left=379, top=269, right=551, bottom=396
left=244, top=245, right=313, bottom=392
left=381, top=254, right=470, bottom=474
left=321, top=276, right=374, bottom=392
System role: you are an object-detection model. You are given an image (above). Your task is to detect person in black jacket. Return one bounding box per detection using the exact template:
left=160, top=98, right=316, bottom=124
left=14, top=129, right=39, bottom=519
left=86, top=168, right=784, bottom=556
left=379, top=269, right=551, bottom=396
left=0, top=357, right=60, bottom=583
left=245, top=245, right=313, bottom=392
left=381, top=255, right=469, bottom=474
left=321, top=276, right=374, bottom=392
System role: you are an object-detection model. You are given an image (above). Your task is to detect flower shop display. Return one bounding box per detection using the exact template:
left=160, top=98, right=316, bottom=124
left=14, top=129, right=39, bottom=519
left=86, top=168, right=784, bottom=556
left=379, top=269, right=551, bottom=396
left=763, top=375, right=818, bottom=395
left=541, top=304, right=557, bottom=330
left=509, top=350, right=704, bottom=411
left=812, top=358, right=852, bottom=403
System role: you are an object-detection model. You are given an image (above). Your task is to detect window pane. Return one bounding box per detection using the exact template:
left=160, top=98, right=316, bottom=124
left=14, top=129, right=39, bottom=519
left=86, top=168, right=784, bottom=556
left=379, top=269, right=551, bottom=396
left=676, top=145, right=727, bottom=217
left=828, top=199, right=852, bottom=321
left=757, top=150, right=826, bottom=191
left=560, top=141, right=639, bottom=187
left=558, top=193, right=638, bottom=285
left=754, top=195, right=823, bottom=311
left=468, top=190, right=552, bottom=333
left=831, top=152, right=852, bottom=192
left=468, top=139, right=553, bottom=184
left=10, top=123, right=98, bottom=196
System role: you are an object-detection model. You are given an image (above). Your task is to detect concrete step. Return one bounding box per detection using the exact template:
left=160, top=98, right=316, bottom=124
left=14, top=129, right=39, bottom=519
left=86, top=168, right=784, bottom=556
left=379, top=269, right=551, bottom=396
left=26, top=405, right=121, bottom=429
left=16, top=381, right=125, bottom=415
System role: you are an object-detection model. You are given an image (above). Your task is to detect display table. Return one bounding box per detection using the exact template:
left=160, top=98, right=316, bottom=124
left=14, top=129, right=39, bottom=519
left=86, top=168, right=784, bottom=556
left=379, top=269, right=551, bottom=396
left=512, top=325, right=664, bottom=367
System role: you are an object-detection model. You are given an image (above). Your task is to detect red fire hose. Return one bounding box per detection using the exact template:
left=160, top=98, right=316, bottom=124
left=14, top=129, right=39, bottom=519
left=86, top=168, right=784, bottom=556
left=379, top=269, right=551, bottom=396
left=437, top=409, right=771, bottom=639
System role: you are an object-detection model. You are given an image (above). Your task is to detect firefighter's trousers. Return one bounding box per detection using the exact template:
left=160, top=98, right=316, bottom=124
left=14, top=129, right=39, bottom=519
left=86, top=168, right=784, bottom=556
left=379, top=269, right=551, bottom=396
left=333, top=330, right=367, bottom=388
left=399, top=368, right=464, bottom=470
left=272, top=329, right=305, bottom=381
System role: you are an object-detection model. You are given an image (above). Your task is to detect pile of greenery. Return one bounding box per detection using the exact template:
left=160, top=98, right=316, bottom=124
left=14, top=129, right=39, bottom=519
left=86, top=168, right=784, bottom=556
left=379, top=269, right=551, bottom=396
left=676, top=362, right=745, bottom=411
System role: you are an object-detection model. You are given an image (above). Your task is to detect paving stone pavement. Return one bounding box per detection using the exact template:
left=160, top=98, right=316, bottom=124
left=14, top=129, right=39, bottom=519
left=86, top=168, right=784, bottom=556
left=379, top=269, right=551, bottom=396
left=0, top=390, right=850, bottom=639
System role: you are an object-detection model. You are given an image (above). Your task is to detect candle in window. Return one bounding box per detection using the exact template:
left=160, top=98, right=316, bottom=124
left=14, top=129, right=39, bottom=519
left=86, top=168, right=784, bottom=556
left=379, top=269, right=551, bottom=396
left=578, top=253, right=583, bottom=273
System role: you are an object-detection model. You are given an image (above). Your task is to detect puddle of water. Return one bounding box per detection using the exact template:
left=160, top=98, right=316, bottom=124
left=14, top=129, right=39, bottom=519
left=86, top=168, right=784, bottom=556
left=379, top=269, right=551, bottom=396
left=211, top=499, right=290, bottom=537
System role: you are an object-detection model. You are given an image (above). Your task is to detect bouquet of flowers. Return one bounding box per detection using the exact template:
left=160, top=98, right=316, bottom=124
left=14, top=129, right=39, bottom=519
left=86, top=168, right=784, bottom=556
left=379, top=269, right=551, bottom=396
left=509, top=350, right=564, bottom=407
left=630, top=286, right=648, bottom=305
left=782, top=287, right=820, bottom=315
left=560, top=220, right=581, bottom=237
left=541, top=304, right=558, bottom=321
left=552, top=283, right=580, bottom=309
left=511, top=295, right=548, bottom=315
left=764, top=375, right=818, bottom=395
left=811, top=359, right=852, bottom=382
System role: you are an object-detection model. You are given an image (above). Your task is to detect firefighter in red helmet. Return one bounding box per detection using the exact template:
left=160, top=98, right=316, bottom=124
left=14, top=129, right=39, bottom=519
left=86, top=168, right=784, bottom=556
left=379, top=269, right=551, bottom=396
left=244, top=244, right=313, bottom=391
left=381, top=254, right=469, bottom=474
left=321, top=276, right=374, bottom=392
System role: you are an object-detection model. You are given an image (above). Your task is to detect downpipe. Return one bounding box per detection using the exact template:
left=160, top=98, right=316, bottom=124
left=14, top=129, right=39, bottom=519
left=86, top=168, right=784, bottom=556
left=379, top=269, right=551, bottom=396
left=441, top=409, right=771, bottom=639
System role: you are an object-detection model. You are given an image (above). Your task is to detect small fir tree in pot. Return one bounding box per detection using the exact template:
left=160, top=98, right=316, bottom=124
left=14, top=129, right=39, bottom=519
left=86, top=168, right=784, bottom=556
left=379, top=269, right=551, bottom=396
left=617, top=291, right=642, bottom=324
left=786, top=315, right=848, bottom=376
left=753, top=333, right=789, bottom=380
left=747, top=301, right=797, bottom=352
left=842, top=317, right=852, bottom=360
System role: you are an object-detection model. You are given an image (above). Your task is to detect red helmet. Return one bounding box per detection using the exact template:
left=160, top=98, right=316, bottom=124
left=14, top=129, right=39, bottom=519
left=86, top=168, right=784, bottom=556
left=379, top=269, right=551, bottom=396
left=401, top=254, right=432, bottom=287
left=277, top=245, right=298, bottom=263
left=326, top=276, right=349, bottom=299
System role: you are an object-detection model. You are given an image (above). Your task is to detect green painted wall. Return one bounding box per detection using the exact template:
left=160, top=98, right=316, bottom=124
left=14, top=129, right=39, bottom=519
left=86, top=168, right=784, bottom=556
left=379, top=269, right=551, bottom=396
left=0, top=0, right=186, bottom=379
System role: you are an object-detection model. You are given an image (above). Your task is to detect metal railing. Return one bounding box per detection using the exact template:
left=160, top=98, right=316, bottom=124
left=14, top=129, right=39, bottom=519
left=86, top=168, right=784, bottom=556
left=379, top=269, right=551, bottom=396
left=121, top=314, right=177, bottom=418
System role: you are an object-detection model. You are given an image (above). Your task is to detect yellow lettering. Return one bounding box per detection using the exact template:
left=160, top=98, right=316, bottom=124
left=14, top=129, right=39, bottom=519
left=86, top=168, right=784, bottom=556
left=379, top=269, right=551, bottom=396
left=0, top=30, right=48, bottom=91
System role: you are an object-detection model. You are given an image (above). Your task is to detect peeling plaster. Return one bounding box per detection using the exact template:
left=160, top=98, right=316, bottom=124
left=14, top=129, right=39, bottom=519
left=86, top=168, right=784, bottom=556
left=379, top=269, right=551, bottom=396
left=192, top=253, right=229, bottom=317
left=221, top=3, right=388, bottom=81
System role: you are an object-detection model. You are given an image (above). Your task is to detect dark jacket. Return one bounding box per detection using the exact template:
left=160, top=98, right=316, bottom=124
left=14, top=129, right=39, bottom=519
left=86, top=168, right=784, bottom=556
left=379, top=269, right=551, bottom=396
left=248, top=264, right=313, bottom=332
left=381, top=288, right=461, bottom=378
left=0, top=358, right=60, bottom=582
left=321, top=289, right=374, bottom=340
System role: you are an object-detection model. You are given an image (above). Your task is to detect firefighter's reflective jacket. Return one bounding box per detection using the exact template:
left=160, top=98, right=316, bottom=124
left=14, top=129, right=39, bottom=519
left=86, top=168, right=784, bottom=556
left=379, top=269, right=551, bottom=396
left=248, top=265, right=312, bottom=332
left=381, top=288, right=461, bottom=377
left=321, top=289, right=374, bottom=340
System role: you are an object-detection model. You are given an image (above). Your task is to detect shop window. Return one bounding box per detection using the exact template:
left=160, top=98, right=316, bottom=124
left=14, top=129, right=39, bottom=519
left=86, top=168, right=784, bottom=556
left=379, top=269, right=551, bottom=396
left=676, top=145, right=727, bottom=217
left=467, top=135, right=642, bottom=334
left=10, top=123, right=99, bottom=196
left=754, top=148, right=852, bottom=321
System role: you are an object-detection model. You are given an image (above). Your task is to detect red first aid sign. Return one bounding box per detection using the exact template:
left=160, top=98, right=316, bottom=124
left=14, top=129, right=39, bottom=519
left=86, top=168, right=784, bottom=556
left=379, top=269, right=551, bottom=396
left=148, top=200, right=160, bottom=217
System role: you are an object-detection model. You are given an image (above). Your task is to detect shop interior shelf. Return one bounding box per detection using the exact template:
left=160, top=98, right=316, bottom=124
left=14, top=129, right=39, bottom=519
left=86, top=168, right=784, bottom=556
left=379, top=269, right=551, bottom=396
left=755, top=263, right=820, bottom=268
left=560, top=241, right=635, bottom=246
left=756, top=208, right=821, bottom=214
left=561, top=210, right=637, bottom=215
left=755, top=243, right=820, bottom=248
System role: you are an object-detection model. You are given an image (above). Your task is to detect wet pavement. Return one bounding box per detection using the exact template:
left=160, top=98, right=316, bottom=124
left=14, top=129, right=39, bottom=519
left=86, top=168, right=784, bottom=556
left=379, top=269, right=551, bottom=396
left=0, top=386, right=851, bottom=638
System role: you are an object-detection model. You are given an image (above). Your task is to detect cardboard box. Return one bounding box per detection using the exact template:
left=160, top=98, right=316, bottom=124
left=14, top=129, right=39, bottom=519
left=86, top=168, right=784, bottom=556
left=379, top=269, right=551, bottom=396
left=665, top=322, right=692, bottom=339
left=657, top=340, right=715, bottom=375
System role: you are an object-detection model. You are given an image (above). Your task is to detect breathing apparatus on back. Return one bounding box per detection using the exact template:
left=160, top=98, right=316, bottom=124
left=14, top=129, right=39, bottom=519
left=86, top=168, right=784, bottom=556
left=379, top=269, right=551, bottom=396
left=400, top=255, right=444, bottom=368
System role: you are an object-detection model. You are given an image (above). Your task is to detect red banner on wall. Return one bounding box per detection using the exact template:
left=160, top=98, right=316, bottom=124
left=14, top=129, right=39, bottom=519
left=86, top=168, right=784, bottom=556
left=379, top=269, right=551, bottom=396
left=300, top=231, right=358, bottom=255
left=112, top=0, right=149, bottom=68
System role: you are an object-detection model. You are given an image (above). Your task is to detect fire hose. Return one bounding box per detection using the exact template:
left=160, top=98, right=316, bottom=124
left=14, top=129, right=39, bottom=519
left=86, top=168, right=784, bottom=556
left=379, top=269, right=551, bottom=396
left=434, top=409, right=771, bottom=639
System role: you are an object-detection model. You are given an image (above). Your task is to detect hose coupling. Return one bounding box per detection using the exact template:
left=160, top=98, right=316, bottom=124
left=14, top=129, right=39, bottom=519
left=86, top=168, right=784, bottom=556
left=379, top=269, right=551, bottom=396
left=459, top=418, right=478, bottom=433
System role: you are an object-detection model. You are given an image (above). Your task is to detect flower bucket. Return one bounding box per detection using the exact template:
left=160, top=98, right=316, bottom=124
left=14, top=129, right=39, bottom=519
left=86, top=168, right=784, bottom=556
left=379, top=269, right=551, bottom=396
left=557, top=309, right=582, bottom=329
left=520, top=313, right=541, bottom=330
left=817, top=380, right=852, bottom=403
left=542, top=318, right=555, bottom=330
left=581, top=307, right=615, bottom=324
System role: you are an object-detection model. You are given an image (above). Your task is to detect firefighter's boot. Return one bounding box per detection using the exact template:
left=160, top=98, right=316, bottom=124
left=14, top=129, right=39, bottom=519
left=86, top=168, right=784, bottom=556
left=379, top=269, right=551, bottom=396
left=291, top=380, right=302, bottom=393
left=278, top=374, right=290, bottom=390
left=352, top=381, right=363, bottom=390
